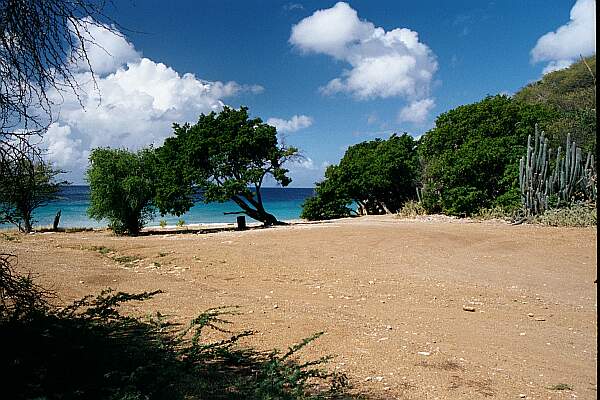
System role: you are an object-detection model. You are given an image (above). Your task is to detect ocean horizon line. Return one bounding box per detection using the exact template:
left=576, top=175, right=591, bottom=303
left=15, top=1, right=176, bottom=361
left=2, top=186, right=317, bottom=229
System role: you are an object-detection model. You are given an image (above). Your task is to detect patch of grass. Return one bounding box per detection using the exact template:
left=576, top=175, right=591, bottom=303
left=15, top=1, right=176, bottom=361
left=63, top=227, right=94, bottom=233
left=474, top=206, right=520, bottom=221
left=1, top=232, right=20, bottom=242
left=88, top=245, right=113, bottom=255
left=548, top=383, right=573, bottom=391
left=37, top=226, right=94, bottom=233
left=176, top=219, right=186, bottom=227
left=1, top=288, right=352, bottom=399
left=113, top=255, right=140, bottom=264
left=159, top=219, right=167, bottom=228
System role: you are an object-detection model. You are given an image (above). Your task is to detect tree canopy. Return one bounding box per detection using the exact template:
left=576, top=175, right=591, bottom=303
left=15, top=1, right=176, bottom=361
left=418, top=95, right=556, bottom=216
left=300, top=165, right=354, bottom=221
left=337, top=134, right=420, bottom=214
left=86, top=148, right=158, bottom=235
left=301, top=134, right=419, bottom=220
left=157, top=107, right=297, bottom=226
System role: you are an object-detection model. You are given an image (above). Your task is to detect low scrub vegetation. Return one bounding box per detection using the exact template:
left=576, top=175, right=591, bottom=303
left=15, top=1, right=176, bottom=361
left=396, top=200, right=427, bottom=218
left=473, top=206, right=522, bottom=222
left=301, top=57, right=596, bottom=223
left=532, top=203, right=596, bottom=227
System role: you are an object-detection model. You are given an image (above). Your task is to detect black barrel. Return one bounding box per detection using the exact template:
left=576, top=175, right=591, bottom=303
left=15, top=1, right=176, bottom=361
left=236, top=215, right=246, bottom=230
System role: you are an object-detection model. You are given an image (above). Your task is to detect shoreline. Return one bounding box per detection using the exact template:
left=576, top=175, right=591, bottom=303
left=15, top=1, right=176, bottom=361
left=141, top=218, right=306, bottom=232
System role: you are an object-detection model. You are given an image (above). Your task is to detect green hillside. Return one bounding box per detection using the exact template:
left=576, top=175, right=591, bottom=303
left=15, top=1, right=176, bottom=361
left=514, top=55, right=596, bottom=154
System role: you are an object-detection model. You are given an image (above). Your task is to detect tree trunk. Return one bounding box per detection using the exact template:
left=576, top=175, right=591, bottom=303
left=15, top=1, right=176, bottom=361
left=381, top=202, right=392, bottom=214
left=53, top=210, right=61, bottom=231
left=23, top=217, right=32, bottom=233
left=231, top=195, right=282, bottom=226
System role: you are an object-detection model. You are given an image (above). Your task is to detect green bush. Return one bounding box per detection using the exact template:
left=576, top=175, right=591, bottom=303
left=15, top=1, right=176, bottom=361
left=300, top=166, right=354, bottom=221
left=301, top=134, right=419, bottom=220
left=337, top=134, right=420, bottom=214
left=419, top=95, right=556, bottom=216
left=86, top=148, right=158, bottom=235
left=514, top=55, right=596, bottom=155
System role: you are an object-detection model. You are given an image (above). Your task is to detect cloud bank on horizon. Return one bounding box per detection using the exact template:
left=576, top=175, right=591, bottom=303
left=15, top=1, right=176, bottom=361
left=531, top=0, right=596, bottom=74
left=43, top=19, right=265, bottom=182
left=290, top=2, right=438, bottom=124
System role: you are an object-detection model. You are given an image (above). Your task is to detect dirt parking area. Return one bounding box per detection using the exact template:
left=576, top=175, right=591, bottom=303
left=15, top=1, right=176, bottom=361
left=4, top=215, right=597, bottom=399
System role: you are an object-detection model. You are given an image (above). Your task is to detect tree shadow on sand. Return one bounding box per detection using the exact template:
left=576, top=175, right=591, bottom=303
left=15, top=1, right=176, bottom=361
left=1, top=255, right=359, bottom=400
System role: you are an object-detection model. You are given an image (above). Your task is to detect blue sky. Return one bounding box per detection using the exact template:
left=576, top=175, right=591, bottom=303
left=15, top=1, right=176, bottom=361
left=44, top=1, right=596, bottom=186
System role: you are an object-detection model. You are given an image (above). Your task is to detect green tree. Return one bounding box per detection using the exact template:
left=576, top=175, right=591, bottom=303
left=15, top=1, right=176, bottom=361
left=86, top=148, right=157, bottom=235
left=514, top=55, right=596, bottom=155
left=338, top=134, right=420, bottom=214
left=301, top=134, right=420, bottom=220
left=0, top=146, right=66, bottom=232
left=419, top=95, right=556, bottom=216
left=157, top=107, right=298, bottom=226
left=300, top=165, right=354, bottom=221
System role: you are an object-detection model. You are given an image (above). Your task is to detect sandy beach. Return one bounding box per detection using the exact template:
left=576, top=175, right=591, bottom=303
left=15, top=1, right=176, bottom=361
left=4, top=215, right=597, bottom=399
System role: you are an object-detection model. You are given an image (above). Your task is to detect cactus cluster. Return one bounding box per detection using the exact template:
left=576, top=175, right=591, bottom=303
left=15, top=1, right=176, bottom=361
left=519, top=125, right=596, bottom=216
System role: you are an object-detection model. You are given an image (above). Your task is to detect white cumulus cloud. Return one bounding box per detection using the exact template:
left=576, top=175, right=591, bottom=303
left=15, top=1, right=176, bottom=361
left=266, top=115, right=313, bottom=133
left=72, top=17, right=141, bottom=75
left=290, top=2, right=438, bottom=101
left=42, top=19, right=262, bottom=182
left=531, top=0, right=596, bottom=73
left=397, top=98, right=435, bottom=124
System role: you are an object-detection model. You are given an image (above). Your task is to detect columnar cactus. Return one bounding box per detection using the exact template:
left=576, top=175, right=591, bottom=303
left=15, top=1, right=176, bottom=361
left=520, top=126, right=596, bottom=216
left=519, top=125, right=550, bottom=215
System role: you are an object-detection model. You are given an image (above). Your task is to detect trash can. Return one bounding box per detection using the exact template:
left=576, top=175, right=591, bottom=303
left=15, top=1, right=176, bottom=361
left=236, top=215, right=246, bottom=230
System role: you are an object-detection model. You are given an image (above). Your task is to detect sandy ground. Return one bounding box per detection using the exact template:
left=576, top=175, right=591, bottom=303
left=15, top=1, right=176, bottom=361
left=3, top=215, right=597, bottom=399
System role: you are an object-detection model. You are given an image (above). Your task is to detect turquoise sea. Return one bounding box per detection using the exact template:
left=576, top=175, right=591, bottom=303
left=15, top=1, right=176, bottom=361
left=2, top=186, right=316, bottom=229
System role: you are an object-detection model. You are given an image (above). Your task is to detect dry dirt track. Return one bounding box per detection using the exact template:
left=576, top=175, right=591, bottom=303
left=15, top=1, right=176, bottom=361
left=4, top=215, right=597, bottom=399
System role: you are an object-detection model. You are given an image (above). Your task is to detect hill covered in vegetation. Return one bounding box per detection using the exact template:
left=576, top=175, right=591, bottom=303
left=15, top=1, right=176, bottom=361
left=514, top=55, right=596, bottom=154
left=302, top=55, right=597, bottom=220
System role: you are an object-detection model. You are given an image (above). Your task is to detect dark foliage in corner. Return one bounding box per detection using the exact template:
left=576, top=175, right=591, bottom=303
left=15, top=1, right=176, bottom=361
left=1, top=0, right=122, bottom=171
